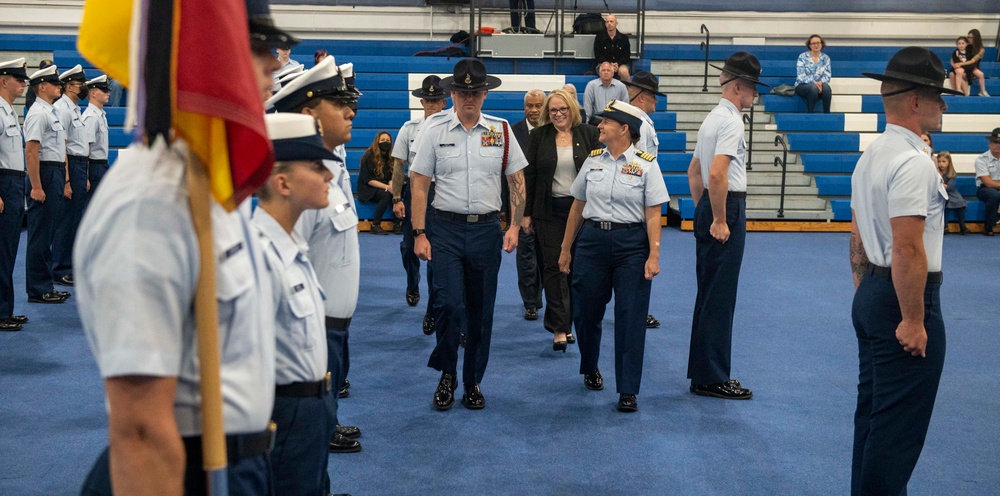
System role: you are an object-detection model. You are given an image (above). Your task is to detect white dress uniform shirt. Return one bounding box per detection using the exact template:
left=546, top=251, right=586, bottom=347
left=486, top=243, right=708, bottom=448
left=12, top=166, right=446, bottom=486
left=408, top=111, right=528, bottom=214
left=253, top=208, right=327, bottom=385
left=693, top=99, right=747, bottom=192
left=0, top=98, right=23, bottom=170
left=570, top=145, right=670, bottom=223
left=851, top=124, right=946, bottom=272
left=635, top=108, right=659, bottom=155
left=81, top=104, right=109, bottom=160
left=23, top=99, right=66, bottom=162
left=75, top=140, right=276, bottom=436
left=54, top=94, right=90, bottom=157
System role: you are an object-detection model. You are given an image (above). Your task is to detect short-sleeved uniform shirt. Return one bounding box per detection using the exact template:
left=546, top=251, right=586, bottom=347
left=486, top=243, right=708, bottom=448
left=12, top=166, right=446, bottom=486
left=392, top=117, right=425, bottom=165
left=583, top=79, right=629, bottom=126
left=973, top=149, right=1000, bottom=187
left=570, top=146, right=670, bottom=223
left=693, top=99, right=747, bottom=192
left=54, top=95, right=90, bottom=157
left=23, top=99, right=66, bottom=162
left=81, top=104, right=109, bottom=160
left=409, top=110, right=528, bottom=214
left=636, top=108, right=659, bottom=155
left=851, top=124, right=946, bottom=272
left=253, top=208, right=327, bottom=386
left=75, top=140, right=276, bottom=436
left=0, top=98, right=24, bottom=171
left=294, top=154, right=360, bottom=320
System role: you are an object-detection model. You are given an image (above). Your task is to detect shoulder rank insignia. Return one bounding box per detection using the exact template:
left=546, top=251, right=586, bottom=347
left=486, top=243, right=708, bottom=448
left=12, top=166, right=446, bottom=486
left=637, top=151, right=655, bottom=162
left=590, top=148, right=604, bottom=157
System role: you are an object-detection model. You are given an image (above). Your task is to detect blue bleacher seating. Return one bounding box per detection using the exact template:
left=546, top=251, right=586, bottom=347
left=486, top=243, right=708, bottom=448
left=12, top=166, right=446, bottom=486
left=800, top=153, right=860, bottom=174
left=861, top=95, right=1000, bottom=114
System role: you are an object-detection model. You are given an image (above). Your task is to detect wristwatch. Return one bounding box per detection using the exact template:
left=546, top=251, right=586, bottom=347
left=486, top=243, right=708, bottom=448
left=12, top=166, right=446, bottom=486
left=412, top=228, right=426, bottom=237
left=392, top=197, right=403, bottom=204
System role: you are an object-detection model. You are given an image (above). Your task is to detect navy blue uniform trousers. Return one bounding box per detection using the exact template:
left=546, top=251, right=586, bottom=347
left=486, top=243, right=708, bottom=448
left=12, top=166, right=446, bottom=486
left=688, top=194, right=746, bottom=386
left=0, top=172, right=25, bottom=318
left=88, top=159, right=109, bottom=194
left=272, top=394, right=332, bottom=496
left=52, top=155, right=89, bottom=278
left=426, top=216, right=502, bottom=385
left=325, top=320, right=349, bottom=426
left=976, top=186, right=1000, bottom=231
left=25, top=162, right=65, bottom=297
left=80, top=442, right=273, bottom=495
left=401, top=183, right=435, bottom=316
left=572, top=223, right=650, bottom=394
left=851, top=270, right=945, bottom=496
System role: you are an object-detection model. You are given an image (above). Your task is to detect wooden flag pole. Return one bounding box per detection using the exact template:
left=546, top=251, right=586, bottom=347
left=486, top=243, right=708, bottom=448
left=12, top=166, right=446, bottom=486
left=187, top=152, right=229, bottom=496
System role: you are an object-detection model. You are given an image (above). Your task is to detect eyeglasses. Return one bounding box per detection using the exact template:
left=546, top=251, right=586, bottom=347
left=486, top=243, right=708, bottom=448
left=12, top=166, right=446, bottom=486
left=548, top=107, right=570, bottom=115
left=809, top=41, right=823, bottom=46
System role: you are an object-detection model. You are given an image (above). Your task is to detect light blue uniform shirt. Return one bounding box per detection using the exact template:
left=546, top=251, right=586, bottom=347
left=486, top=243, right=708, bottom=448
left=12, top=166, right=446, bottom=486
left=583, top=78, right=629, bottom=125
left=0, top=98, right=23, bottom=171
left=570, top=145, right=670, bottom=223
left=23, top=99, right=66, bottom=162
left=253, top=208, right=327, bottom=385
left=81, top=104, right=109, bottom=160
left=851, top=124, right=946, bottom=272
left=392, top=117, right=425, bottom=165
left=294, top=155, right=360, bottom=319
left=973, top=149, right=1000, bottom=187
left=636, top=108, right=659, bottom=155
left=54, top=94, right=89, bottom=157
left=409, top=110, right=528, bottom=214
left=693, top=98, right=747, bottom=192
left=76, top=140, right=276, bottom=436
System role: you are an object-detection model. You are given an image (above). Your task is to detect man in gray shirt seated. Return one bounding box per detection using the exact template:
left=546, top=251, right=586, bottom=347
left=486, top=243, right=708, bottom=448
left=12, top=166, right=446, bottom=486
left=583, top=62, right=628, bottom=126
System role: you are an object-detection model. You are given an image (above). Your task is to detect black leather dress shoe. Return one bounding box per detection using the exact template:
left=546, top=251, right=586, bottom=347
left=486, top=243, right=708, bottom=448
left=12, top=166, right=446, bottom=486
left=461, top=384, right=486, bottom=410
left=617, top=393, right=638, bottom=412
left=7, top=315, right=28, bottom=325
left=552, top=338, right=567, bottom=352
left=524, top=307, right=538, bottom=320
left=565, top=332, right=576, bottom=344
left=0, top=320, right=23, bottom=332
left=336, top=425, right=361, bottom=440
left=54, top=290, right=71, bottom=298
left=986, top=230, right=995, bottom=237
left=690, top=379, right=753, bottom=400
left=584, top=368, right=604, bottom=391
left=27, top=292, right=67, bottom=304
left=405, top=291, right=420, bottom=307
left=460, top=332, right=466, bottom=348
left=646, top=314, right=660, bottom=328
left=53, top=274, right=74, bottom=286
left=422, top=313, right=435, bottom=335
left=329, top=432, right=362, bottom=453
left=339, top=384, right=350, bottom=398
left=434, top=372, right=457, bottom=410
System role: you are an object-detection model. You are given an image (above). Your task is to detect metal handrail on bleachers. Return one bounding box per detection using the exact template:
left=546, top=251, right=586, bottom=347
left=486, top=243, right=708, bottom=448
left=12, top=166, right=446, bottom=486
left=773, top=135, right=789, bottom=219
left=699, top=24, right=710, bottom=92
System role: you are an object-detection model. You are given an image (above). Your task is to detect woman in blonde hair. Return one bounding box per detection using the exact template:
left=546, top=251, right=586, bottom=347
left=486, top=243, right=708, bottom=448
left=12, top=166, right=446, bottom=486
left=523, top=88, right=600, bottom=351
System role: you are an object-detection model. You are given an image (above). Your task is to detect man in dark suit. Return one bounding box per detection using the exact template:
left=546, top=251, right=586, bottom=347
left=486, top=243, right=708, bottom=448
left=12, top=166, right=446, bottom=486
left=509, top=89, right=545, bottom=320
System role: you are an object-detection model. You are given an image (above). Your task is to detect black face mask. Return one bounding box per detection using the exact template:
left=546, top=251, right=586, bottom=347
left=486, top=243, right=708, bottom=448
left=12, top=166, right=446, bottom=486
left=378, top=142, right=391, bottom=154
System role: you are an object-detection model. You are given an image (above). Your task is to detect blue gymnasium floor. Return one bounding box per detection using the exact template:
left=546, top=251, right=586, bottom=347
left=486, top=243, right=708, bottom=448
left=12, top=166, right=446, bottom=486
left=1, top=228, right=999, bottom=495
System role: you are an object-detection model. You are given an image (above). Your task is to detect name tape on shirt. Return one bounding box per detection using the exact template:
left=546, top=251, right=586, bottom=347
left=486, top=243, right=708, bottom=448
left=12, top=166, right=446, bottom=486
left=481, top=126, right=504, bottom=147
left=621, top=162, right=645, bottom=177
left=220, top=241, right=244, bottom=261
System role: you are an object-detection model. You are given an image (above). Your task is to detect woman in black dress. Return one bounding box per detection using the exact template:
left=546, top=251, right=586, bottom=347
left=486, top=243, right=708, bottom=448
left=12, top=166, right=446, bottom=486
left=357, top=131, right=395, bottom=234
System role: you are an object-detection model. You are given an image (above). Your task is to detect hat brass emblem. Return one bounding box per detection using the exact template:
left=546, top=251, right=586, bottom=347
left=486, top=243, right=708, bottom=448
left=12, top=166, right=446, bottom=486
left=464, top=73, right=472, bottom=85
left=307, top=90, right=314, bottom=98
left=428, top=85, right=435, bottom=94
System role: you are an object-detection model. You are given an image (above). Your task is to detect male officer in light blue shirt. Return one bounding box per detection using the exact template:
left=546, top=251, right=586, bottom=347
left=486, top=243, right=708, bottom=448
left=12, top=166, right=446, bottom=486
left=685, top=52, right=769, bottom=400
left=52, top=64, right=89, bottom=286
left=973, top=127, right=1000, bottom=235
left=409, top=58, right=529, bottom=411
left=81, top=75, right=110, bottom=195
left=266, top=55, right=364, bottom=456
left=0, top=57, right=28, bottom=331
left=23, top=64, right=69, bottom=305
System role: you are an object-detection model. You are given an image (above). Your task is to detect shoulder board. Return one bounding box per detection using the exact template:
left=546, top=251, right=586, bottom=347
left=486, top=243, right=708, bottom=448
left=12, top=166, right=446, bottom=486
left=590, top=148, right=604, bottom=157
left=637, top=151, right=655, bottom=162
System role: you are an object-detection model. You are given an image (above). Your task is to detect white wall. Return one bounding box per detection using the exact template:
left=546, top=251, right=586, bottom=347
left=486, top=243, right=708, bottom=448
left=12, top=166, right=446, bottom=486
left=0, top=0, right=996, bottom=48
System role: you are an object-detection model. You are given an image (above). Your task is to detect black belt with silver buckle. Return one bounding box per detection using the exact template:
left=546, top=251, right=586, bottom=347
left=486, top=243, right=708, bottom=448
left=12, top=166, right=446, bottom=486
left=275, top=371, right=332, bottom=398
left=39, top=161, right=63, bottom=168
left=585, top=219, right=644, bottom=231
left=0, top=169, right=25, bottom=177
left=325, top=316, right=352, bottom=329
left=182, top=422, right=277, bottom=462
left=867, top=264, right=943, bottom=284
left=436, top=210, right=499, bottom=223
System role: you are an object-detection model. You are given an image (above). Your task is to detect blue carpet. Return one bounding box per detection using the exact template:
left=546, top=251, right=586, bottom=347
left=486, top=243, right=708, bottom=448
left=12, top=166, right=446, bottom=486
left=1, top=228, right=997, bottom=495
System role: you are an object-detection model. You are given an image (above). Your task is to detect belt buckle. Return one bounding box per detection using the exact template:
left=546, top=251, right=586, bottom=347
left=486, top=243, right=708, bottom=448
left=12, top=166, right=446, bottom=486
left=599, top=221, right=612, bottom=230
left=323, top=371, right=332, bottom=394
left=466, top=214, right=479, bottom=223
left=266, top=421, right=277, bottom=453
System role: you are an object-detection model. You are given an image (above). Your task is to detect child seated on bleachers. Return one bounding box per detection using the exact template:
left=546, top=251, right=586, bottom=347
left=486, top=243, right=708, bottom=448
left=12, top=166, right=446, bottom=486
left=937, top=151, right=969, bottom=234
left=949, top=36, right=972, bottom=97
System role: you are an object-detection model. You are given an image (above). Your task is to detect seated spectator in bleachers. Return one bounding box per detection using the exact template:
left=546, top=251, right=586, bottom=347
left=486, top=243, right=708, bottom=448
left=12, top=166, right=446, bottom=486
left=593, top=14, right=631, bottom=82
left=961, top=29, right=989, bottom=96
left=937, top=151, right=969, bottom=235
left=920, top=132, right=933, bottom=155
left=357, top=131, right=396, bottom=235
left=975, top=128, right=1000, bottom=236
left=583, top=62, right=628, bottom=126
left=561, top=83, right=585, bottom=123
left=794, top=35, right=832, bottom=113
left=949, top=36, right=973, bottom=96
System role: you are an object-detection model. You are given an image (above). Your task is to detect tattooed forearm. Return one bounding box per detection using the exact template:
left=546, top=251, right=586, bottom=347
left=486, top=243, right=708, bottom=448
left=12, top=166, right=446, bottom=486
left=850, top=229, right=869, bottom=288
left=391, top=158, right=405, bottom=198
left=508, top=170, right=526, bottom=227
